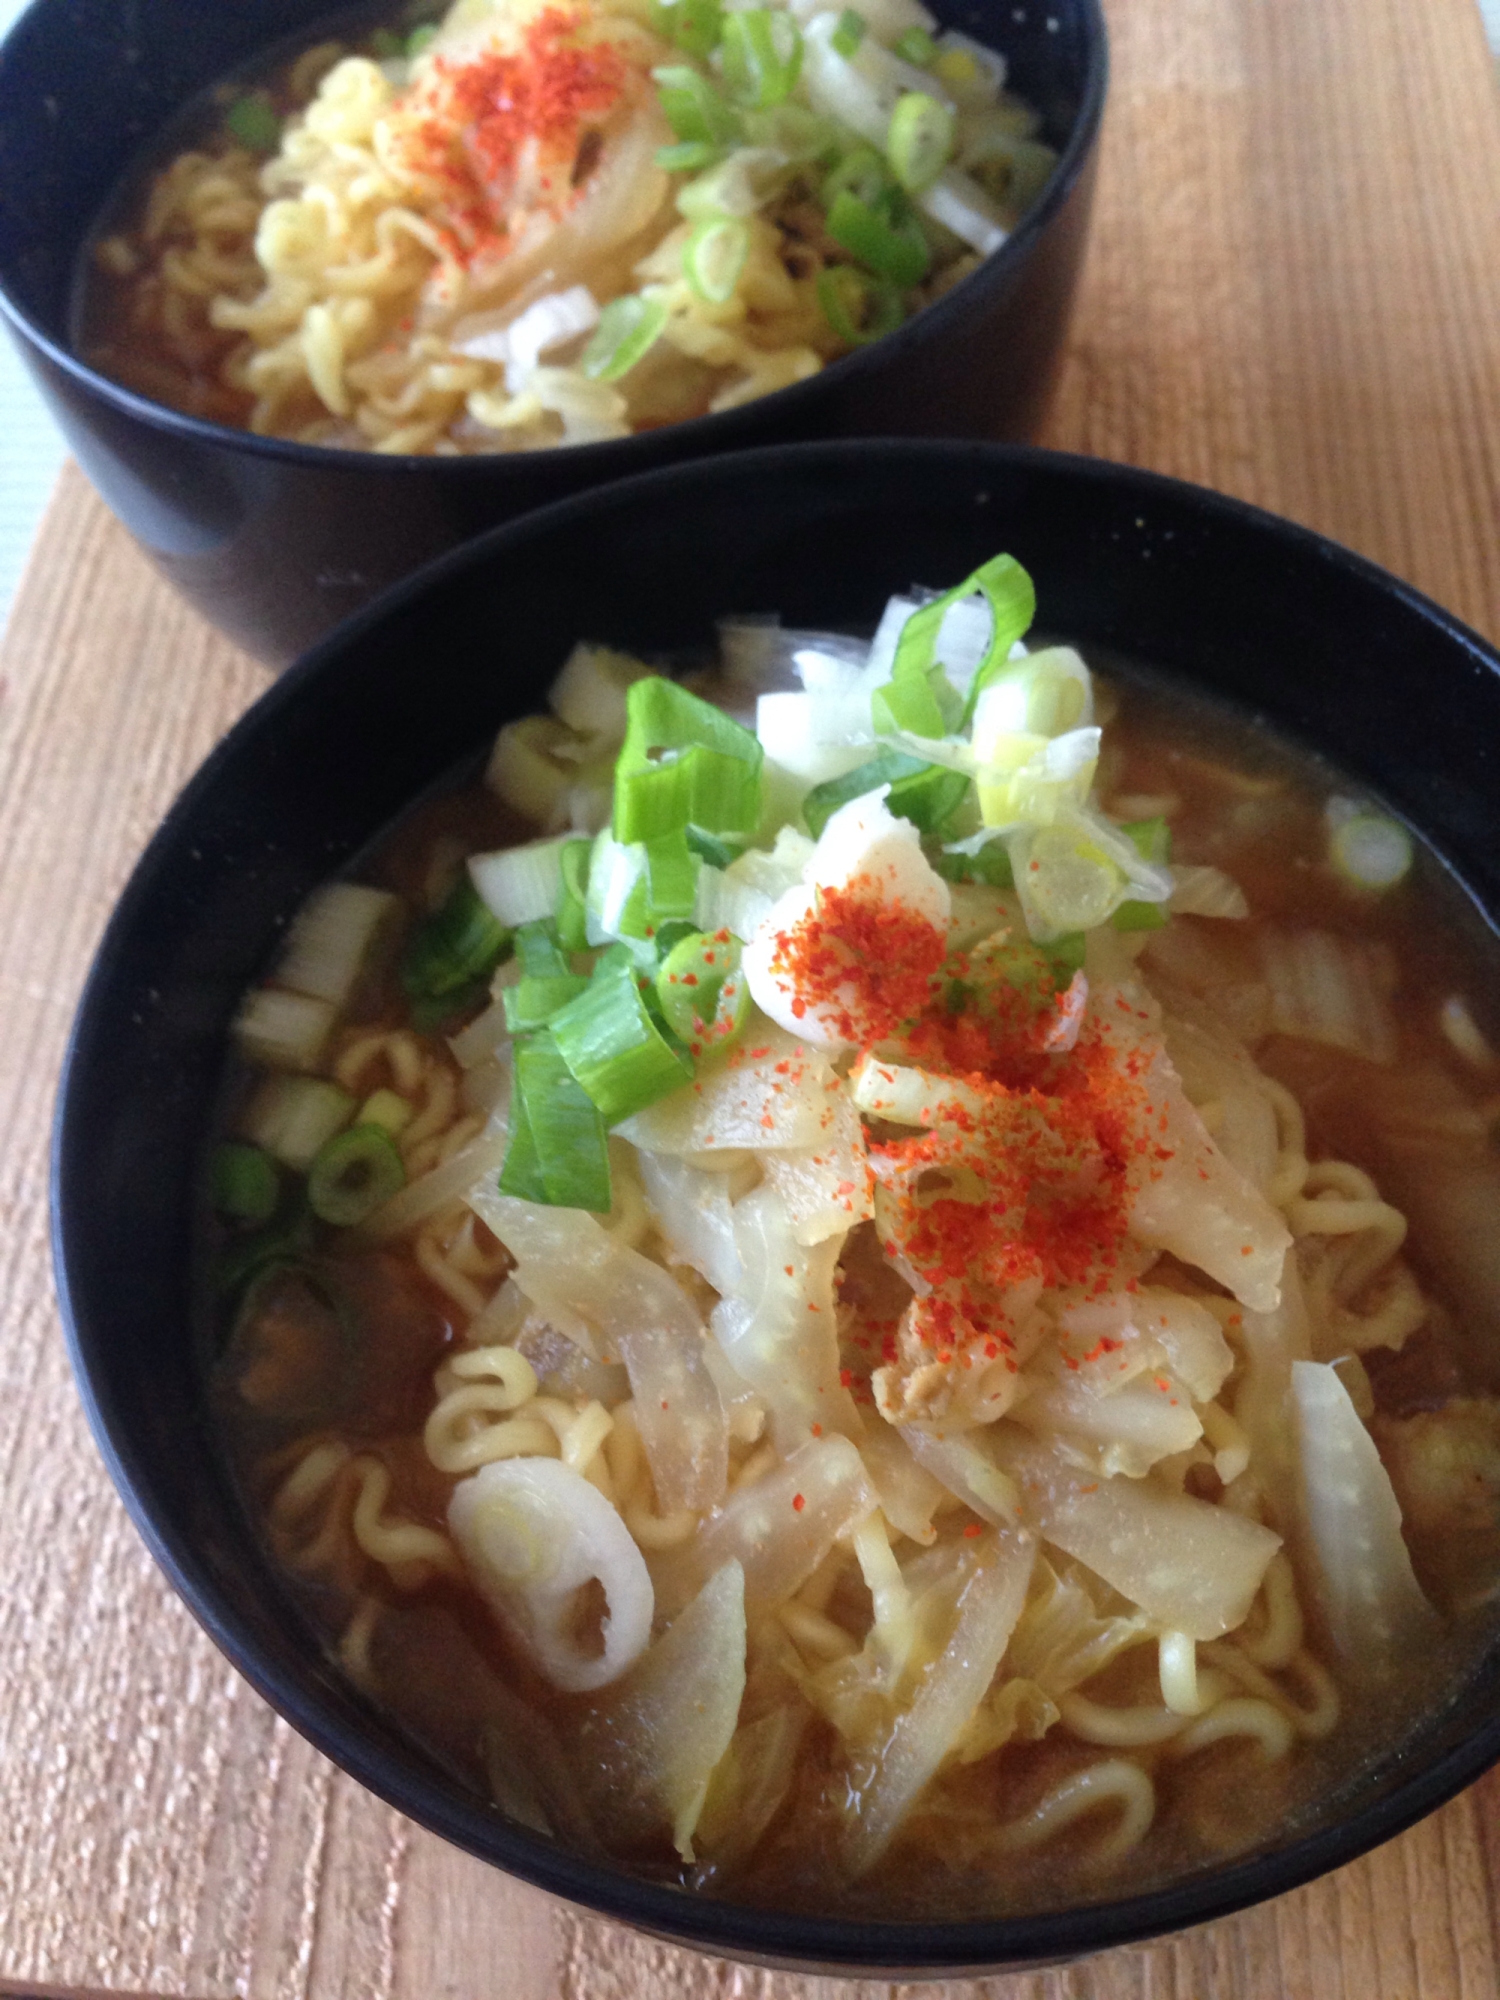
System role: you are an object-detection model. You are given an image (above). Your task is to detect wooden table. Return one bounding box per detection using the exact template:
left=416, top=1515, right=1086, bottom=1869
left=4, top=0, right=1500, bottom=1993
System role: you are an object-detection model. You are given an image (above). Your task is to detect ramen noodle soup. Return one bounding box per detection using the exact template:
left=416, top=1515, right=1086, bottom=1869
left=77, top=0, right=1056, bottom=453
left=207, top=554, right=1500, bottom=1918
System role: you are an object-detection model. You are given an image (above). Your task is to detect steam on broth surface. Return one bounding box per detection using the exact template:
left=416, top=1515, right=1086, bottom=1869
left=206, top=560, right=1500, bottom=1919
left=77, top=0, right=1055, bottom=453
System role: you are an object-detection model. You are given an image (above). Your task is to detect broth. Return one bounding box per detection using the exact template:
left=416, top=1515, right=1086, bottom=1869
left=204, top=614, right=1500, bottom=1921
left=75, top=0, right=1055, bottom=453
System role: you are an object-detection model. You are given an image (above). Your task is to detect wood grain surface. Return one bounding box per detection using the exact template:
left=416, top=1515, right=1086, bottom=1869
left=2, top=0, right=1500, bottom=1994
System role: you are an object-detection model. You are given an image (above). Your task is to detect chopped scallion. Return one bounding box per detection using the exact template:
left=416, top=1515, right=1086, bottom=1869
left=226, top=95, right=282, bottom=152
left=831, top=7, right=866, bottom=57
left=514, top=917, right=571, bottom=979
left=825, top=187, right=930, bottom=287
left=655, top=929, right=747, bottom=1049
left=894, top=25, right=936, bottom=64
left=307, top=1124, right=406, bottom=1227
left=407, top=22, right=438, bottom=56
left=614, top=677, right=763, bottom=843
left=804, top=747, right=968, bottom=837
left=720, top=8, right=804, bottom=107
left=651, top=0, right=724, bottom=55
left=653, top=64, right=741, bottom=147
left=555, top=837, right=592, bottom=951
left=500, top=1033, right=612, bottom=1210
left=887, top=90, right=955, bottom=193
left=402, top=874, right=511, bottom=1001
left=682, top=213, right=751, bottom=303
left=581, top=292, right=668, bottom=381
left=656, top=138, right=724, bottom=173
left=211, top=1142, right=281, bottom=1227
left=551, top=961, right=693, bottom=1123
left=503, top=972, right=592, bottom=1034
left=816, top=263, right=903, bottom=346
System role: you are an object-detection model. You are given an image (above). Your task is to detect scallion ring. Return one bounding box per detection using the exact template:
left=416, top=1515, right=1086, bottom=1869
left=211, top=1142, right=281, bottom=1227
left=652, top=65, right=741, bottom=147
left=825, top=189, right=930, bottom=287
left=830, top=7, right=866, bottom=57
left=581, top=293, right=668, bottom=382
left=887, top=90, right=956, bottom=194
left=816, top=263, right=904, bottom=346
left=306, top=1124, right=406, bottom=1227
left=720, top=8, right=804, bottom=108
left=683, top=213, right=752, bottom=302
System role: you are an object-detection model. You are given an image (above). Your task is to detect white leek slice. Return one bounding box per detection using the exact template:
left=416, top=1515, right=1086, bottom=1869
left=241, top=1072, right=353, bottom=1170
left=233, top=988, right=336, bottom=1074
left=755, top=688, right=875, bottom=787
left=449, top=1456, right=653, bottom=1693
left=467, top=1190, right=728, bottom=1513
left=650, top=1434, right=876, bottom=1618
left=469, top=835, right=571, bottom=927
left=1170, top=865, right=1249, bottom=919
left=548, top=642, right=649, bottom=739
left=274, top=883, right=399, bottom=1008
left=1291, top=1359, right=1439, bottom=1659
left=842, top=1528, right=1035, bottom=1875
left=971, top=646, right=1094, bottom=746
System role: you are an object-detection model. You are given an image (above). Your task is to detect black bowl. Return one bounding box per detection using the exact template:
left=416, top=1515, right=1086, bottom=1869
left=0, top=0, right=1104, bottom=666
left=53, top=440, right=1500, bottom=1976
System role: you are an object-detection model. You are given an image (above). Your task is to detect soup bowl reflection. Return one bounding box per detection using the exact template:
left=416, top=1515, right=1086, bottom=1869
left=0, top=0, right=1103, bottom=667
left=53, top=439, right=1500, bottom=1976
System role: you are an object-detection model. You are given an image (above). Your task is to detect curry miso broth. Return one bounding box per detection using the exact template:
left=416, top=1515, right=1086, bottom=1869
left=203, top=590, right=1500, bottom=1920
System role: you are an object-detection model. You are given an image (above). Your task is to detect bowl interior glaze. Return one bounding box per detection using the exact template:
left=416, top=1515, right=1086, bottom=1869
left=0, top=0, right=1104, bottom=662
left=53, top=440, right=1500, bottom=1975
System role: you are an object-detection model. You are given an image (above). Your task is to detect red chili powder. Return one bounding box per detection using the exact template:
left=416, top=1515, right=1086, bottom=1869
left=399, top=9, right=629, bottom=263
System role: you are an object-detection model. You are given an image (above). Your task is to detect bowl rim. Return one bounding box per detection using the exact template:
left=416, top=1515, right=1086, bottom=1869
left=0, top=0, right=1106, bottom=477
left=51, top=435, right=1500, bottom=1973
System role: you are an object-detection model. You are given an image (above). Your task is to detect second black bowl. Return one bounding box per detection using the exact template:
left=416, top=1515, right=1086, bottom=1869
left=0, top=0, right=1104, bottom=664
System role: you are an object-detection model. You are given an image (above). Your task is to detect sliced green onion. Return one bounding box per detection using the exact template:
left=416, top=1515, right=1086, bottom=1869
left=686, top=827, right=747, bottom=868
left=683, top=213, right=751, bottom=303
left=503, top=972, right=592, bottom=1034
left=211, top=1142, right=281, bottom=1227
left=402, top=874, right=511, bottom=1002
left=469, top=833, right=573, bottom=928
left=307, top=1124, right=406, bottom=1227
left=653, top=64, right=741, bottom=146
left=893, top=550, right=1035, bottom=730
left=515, top=917, right=571, bottom=979
left=894, top=25, right=936, bottom=64
left=655, top=930, right=749, bottom=1050
left=652, top=917, right=703, bottom=959
left=408, top=976, right=491, bottom=1031
left=645, top=829, right=701, bottom=924
left=657, top=138, right=724, bottom=173
left=499, top=1032, right=612, bottom=1211
left=831, top=7, right=866, bottom=57
left=1330, top=812, right=1413, bottom=890
left=1121, top=816, right=1172, bottom=866
left=555, top=837, right=592, bottom=951
left=1111, top=819, right=1173, bottom=931
left=407, top=22, right=438, bottom=56
left=871, top=667, right=950, bottom=738
left=226, top=95, right=282, bottom=152
left=651, top=0, right=724, bottom=56
left=887, top=90, right=955, bottom=193
left=804, top=747, right=968, bottom=837
left=720, top=8, right=804, bottom=108
left=581, top=292, right=668, bottom=381
left=213, top=1210, right=314, bottom=1303
left=1045, top=932, right=1089, bottom=977
left=823, top=143, right=895, bottom=211
left=551, top=961, right=693, bottom=1123
left=370, top=27, right=405, bottom=57
left=816, top=263, right=904, bottom=345
left=825, top=189, right=930, bottom=287
left=745, top=100, right=842, bottom=163
left=614, top=676, right=763, bottom=843
left=935, top=839, right=1014, bottom=887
